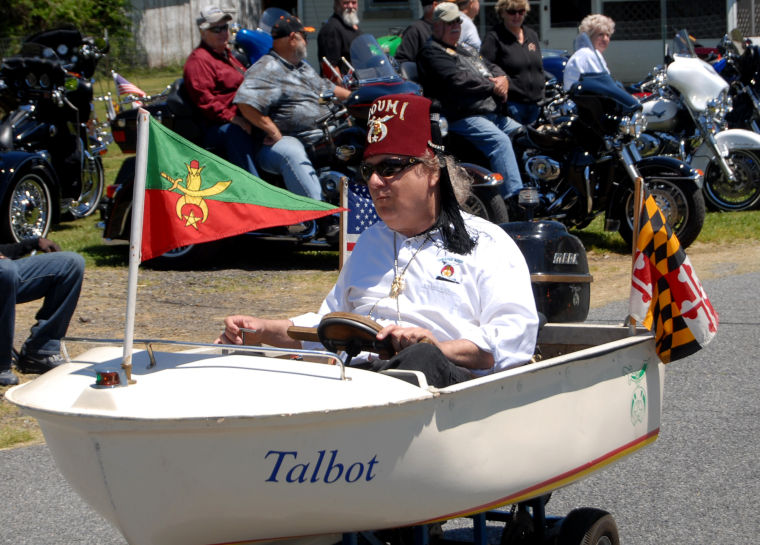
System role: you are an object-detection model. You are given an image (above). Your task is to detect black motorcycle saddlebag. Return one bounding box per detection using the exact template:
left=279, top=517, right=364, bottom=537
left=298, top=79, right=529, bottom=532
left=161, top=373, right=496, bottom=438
left=501, top=220, right=592, bottom=323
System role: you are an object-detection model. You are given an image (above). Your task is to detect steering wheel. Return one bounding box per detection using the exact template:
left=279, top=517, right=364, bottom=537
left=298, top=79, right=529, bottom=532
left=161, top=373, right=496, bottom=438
left=287, top=312, right=395, bottom=360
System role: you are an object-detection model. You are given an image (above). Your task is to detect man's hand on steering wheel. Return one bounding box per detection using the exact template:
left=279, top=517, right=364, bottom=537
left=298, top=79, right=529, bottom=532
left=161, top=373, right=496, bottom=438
left=376, top=325, right=437, bottom=355
left=214, top=315, right=264, bottom=345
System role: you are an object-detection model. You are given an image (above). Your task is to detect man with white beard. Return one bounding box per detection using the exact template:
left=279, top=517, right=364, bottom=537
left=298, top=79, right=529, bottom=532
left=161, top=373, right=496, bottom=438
left=234, top=14, right=350, bottom=220
left=317, top=0, right=362, bottom=77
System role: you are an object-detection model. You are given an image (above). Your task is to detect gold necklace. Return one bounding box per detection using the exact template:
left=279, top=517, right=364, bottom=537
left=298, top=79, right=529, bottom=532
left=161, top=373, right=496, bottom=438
left=390, top=233, right=430, bottom=299
left=368, top=232, right=431, bottom=323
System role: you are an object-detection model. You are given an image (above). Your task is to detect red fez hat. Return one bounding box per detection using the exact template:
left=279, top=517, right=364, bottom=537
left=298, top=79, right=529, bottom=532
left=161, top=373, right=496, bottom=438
left=364, top=93, right=436, bottom=159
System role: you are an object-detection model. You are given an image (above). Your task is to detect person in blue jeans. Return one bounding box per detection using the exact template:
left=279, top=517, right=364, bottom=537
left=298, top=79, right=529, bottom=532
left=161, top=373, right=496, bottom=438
left=234, top=14, right=351, bottom=202
left=183, top=5, right=260, bottom=177
left=416, top=2, right=524, bottom=199
left=0, top=237, right=84, bottom=386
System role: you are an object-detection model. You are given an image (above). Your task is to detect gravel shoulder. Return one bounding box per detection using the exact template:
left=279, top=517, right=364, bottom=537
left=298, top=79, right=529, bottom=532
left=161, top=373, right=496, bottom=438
left=13, top=239, right=760, bottom=348
left=4, top=238, right=759, bottom=448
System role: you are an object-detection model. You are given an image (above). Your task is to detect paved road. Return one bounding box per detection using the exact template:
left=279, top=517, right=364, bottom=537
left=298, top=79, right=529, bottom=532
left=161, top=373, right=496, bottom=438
left=1, top=272, right=758, bottom=544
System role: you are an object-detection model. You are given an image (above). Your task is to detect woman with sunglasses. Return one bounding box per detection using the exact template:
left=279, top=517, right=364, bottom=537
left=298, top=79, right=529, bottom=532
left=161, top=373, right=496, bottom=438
left=480, top=0, right=544, bottom=125
left=216, top=94, right=539, bottom=388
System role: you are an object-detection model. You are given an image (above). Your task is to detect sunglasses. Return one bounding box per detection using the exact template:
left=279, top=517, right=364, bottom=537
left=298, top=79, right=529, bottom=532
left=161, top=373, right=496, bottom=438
left=207, top=23, right=229, bottom=33
left=444, top=18, right=463, bottom=25
left=506, top=9, right=526, bottom=15
left=358, top=157, right=421, bottom=183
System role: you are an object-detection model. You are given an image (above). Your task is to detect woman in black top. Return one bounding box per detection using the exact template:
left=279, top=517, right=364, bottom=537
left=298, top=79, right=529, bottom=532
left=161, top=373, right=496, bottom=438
left=480, top=0, right=544, bottom=124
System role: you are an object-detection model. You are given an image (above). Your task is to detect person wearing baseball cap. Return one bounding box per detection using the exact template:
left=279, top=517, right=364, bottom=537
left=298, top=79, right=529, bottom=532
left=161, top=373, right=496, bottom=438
left=196, top=5, right=233, bottom=29
left=394, top=0, right=440, bottom=65
left=416, top=1, right=525, bottom=207
left=183, top=5, right=260, bottom=177
left=217, top=93, right=538, bottom=387
left=234, top=11, right=350, bottom=240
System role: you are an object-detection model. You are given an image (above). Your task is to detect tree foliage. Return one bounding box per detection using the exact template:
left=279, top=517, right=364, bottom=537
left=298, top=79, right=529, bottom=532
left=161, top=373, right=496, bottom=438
left=0, top=0, right=132, bottom=43
left=0, top=0, right=135, bottom=68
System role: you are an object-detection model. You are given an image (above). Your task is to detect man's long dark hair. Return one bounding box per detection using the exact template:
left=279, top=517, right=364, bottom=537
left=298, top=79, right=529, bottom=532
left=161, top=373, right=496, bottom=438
left=432, top=155, right=476, bottom=255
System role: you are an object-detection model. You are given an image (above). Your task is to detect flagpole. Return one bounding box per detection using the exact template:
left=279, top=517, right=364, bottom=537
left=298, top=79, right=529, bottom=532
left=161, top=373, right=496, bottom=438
left=628, top=176, right=645, bottom=335
left=122, top=108, right=150, bottom=382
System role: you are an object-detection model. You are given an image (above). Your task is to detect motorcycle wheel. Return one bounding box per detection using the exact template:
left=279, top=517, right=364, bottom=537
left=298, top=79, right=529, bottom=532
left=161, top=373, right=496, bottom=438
left=68, top=155, right=105, bottom=218
left=616, top=177, right=706, bottom=250
left=465, top=186, right=510, bottom=223
left=1, top=165, right=54, bottom=243
left=703, top=150, right=760, bottom=211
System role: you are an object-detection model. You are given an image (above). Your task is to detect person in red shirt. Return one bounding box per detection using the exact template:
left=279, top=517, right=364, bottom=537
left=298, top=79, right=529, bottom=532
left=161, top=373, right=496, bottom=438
left=183, top=6, right=260, bottom=176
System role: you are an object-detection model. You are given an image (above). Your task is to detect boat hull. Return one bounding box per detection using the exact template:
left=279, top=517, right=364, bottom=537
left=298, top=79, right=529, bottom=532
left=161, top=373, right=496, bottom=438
left=7, top=324, right=663, bottom=545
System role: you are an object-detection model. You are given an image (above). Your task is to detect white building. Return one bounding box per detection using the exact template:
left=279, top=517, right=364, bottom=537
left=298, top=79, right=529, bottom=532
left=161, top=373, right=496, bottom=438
left=131, top=0, right=758, bottom=83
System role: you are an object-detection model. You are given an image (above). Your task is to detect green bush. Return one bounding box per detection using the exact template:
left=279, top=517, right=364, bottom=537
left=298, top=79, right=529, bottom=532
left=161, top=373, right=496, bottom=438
left=0, top=0, right=134, bottom=69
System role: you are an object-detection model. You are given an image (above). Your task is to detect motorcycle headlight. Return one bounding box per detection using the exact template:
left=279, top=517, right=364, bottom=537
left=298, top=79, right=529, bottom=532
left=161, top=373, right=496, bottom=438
left=619, top=111, right=646, bottom=138
left=706, top=89, right=732, bottom=123
left=721, top=88, right=733, bottom=113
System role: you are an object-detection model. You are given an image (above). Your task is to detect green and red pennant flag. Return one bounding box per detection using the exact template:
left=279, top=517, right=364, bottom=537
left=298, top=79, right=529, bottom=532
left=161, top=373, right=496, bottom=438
left=141, top=116, right=342, bottom=261
left=628, top=191, right=719, bottom=363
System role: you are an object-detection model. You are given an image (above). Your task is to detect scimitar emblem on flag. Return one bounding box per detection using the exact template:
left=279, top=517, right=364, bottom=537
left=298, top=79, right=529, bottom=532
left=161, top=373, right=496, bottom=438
left=160, top=160, right=231, bottom=228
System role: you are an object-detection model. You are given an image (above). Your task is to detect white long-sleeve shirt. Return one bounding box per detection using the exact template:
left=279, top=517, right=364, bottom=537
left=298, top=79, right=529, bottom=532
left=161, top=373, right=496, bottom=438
left=563, top=45, right=609, bottom=90
left=291, top=213, right=539, bottom=375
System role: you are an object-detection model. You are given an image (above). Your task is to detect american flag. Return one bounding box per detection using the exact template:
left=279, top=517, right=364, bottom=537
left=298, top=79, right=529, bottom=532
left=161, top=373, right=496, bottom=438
left=113, top=72, right=147, bottom=97
left=340, top=181, right=380, bottom=268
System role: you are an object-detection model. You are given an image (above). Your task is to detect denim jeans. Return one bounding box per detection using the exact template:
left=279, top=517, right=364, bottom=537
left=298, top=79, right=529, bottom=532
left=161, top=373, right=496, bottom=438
left=449, top=113, right=524, bottom=197
left=505, top=101, right=540, bottom=125
left=256, top=136, right=323, bottom=201
left=0, top=252, right=85, bottom=368
left=203, top=122, right=260, bottom=178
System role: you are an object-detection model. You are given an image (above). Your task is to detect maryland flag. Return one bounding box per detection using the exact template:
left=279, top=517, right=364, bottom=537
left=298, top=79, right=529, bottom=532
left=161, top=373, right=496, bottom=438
left=628, top=193, right=719, bottom=363
left=141, top=116, right=341, bottom=261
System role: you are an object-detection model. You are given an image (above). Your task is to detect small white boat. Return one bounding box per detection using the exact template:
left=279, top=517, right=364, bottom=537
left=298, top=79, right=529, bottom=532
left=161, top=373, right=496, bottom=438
left=6, top=323, right=662, bottom=545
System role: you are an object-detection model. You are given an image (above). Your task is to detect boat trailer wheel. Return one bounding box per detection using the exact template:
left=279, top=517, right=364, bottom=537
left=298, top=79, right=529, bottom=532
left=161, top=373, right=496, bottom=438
left=317, top=312, right=395, bottom=360
left=557, top=508, right=620, bottom=545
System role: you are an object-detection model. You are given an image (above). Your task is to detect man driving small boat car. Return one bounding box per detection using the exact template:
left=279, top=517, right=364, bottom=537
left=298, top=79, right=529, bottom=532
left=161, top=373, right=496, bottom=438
left=215, top=93, right=538, bottom=387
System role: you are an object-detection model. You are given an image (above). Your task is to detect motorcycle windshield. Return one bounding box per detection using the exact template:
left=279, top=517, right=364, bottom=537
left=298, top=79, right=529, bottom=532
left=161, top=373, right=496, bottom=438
left=15, top=41, right=60, bottom=62
left=573, top=72, right=640, bottom=114
left=349, top=34, right=403, bottom=83
left=672, top=29, right=697, bottom=58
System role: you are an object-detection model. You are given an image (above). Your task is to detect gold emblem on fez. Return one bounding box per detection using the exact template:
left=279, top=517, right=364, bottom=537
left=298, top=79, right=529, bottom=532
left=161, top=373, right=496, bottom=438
left=367, top=115, right=394, bottom=143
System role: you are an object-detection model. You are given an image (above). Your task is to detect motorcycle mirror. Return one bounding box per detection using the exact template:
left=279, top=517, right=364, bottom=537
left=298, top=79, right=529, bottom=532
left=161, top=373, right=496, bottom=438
left=729, top=28, right=745, bottom=54
left=97, top=37, right=110, bottom=55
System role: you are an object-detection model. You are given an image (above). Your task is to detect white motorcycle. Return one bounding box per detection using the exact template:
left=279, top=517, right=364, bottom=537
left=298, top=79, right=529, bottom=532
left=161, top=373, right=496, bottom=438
left=635, top=29, right=760, bottom=211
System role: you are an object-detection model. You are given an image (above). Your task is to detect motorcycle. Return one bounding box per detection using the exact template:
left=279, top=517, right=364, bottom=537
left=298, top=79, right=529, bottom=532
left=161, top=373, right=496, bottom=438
left=712, top=30, right=760, bottom=134
left=0, top=27, right=111, bottom=242
left=634, top=29, right=760, bottom=212
left=101, top=26, right=506, bottom=266
left=507, top=63, right=704, bottom=249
